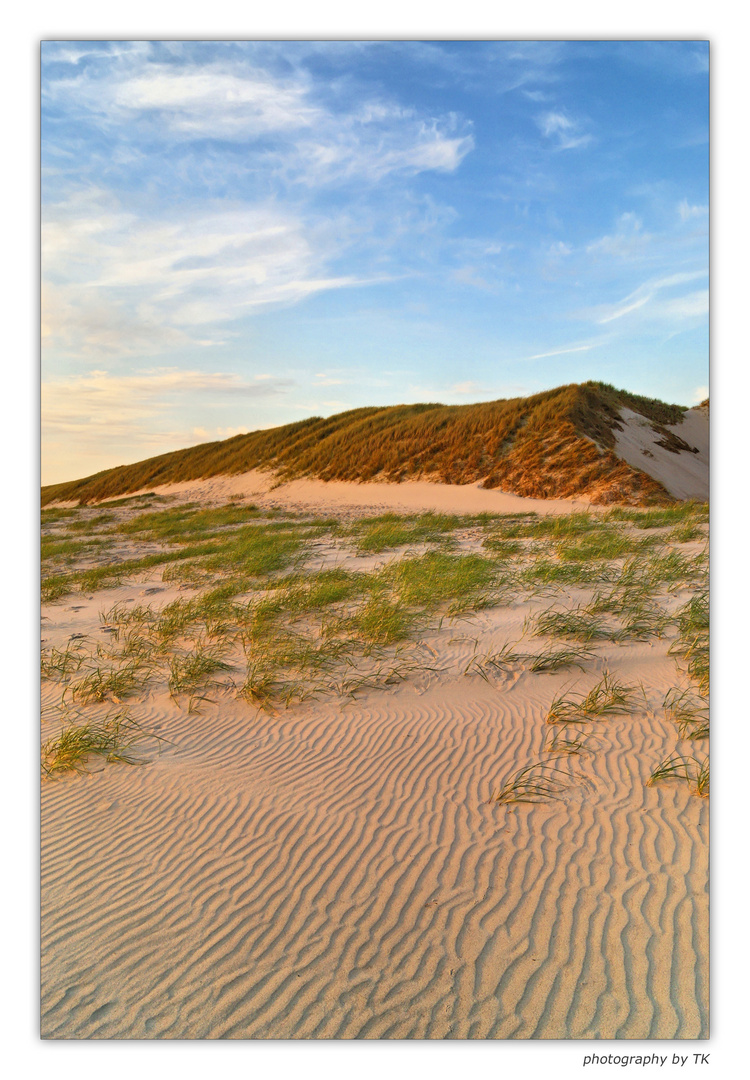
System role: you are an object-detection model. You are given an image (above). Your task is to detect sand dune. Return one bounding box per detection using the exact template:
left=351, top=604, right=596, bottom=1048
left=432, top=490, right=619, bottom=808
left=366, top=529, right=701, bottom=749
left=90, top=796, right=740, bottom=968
left=613, top=406, right=709, bottom=502
left=41, top=513, right=708, bottom=1039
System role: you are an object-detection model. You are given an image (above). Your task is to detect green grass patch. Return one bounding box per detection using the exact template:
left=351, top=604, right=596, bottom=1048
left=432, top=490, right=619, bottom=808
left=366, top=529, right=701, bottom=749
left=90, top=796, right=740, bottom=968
left=555, top=529, right=639, bottom=562
left=481, top=537, right=524, bottom=557
left=64, top=513, right=116, bottom=532
left=67, top=659, right=152, bottom=705
left=384, top=551, right=502, bottom=609
left=270, top=567, right=374, bottom=613
left=41, top=574, right=74, bottom=604
left=530, top=606, right=614, bottom=642
left=347, top=512, right=462, bottom=554
left=493, top=511, right=598, bottom=540
left=115, top=502, right=267, bottom=542
left=519, top=559, right=607, bottom=590
left=168, top=644, right=233, bottom=703
left=41, top=536, right=113, bottom=562
left=606, top=502, right=708, bottom=529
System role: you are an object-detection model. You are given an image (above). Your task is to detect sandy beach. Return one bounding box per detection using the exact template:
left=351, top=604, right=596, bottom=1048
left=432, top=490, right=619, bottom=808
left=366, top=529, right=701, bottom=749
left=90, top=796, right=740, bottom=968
left=41, top=479, right=708, bottom=1039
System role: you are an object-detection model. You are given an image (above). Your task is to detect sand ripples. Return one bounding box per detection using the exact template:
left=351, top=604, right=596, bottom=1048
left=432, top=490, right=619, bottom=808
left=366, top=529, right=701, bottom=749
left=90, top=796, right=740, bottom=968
left=42, top=652, right=707, bottom=1039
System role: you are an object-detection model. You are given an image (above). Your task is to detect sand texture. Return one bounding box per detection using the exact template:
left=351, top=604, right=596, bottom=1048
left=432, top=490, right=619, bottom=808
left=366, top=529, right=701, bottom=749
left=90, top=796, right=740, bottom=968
left=92, top=470, right=593, bottom=519
left=613, top=406, right=709, bottom=502
left=41, top=494, right=708, bottom=1040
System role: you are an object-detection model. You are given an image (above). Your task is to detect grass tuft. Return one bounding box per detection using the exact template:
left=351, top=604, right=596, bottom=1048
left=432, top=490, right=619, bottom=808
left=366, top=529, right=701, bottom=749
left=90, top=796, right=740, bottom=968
left=42, top=709, right=155, bottom=776
left=546, top=671, right=637, bottom=724
left=663, top=687, right=709, bottom=740
left=492, top=761, right=575, bottom=804
left=648, top=754, right=709, bottom=798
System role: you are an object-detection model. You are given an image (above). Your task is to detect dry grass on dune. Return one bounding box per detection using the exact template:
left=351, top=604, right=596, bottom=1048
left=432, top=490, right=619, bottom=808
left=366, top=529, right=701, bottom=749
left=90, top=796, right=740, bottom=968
left=41, top=381, right=685, bottom=507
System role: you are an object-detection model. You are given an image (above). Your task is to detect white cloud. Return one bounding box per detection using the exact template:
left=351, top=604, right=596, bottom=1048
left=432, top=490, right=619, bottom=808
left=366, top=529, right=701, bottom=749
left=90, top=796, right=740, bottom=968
left=582, top=271, right=708, bottom=326
left=586, top=213, right=652, bottom=259
left=656, top=290, right=709, bottom=320
left=452, top=266, right=494, bottom=290
left=41, top=367, right=295, bottom=482
left=45, top=58, right=474, bottom=185
left=525, top=344, right=593, bottom=361
left=115, top=68, right=321, bottom=138
left=42, top=368, right=293, bottom=435
left=42, top=192, right=374, bottom=353
left=548, top=241, right=573, bottom=257
left=536, top=110, right=592, bottom=150
left=678, top=199, right=708, bottom=221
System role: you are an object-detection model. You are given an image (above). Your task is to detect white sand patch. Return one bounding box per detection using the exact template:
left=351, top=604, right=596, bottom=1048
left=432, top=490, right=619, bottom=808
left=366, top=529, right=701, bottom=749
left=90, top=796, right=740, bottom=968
left=613, top=407, right=709, bottom=501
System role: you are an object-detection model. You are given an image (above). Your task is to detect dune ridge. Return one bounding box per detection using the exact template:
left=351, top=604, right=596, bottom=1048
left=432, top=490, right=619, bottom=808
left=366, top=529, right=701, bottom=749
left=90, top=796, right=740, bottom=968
left=42, top=382, right=706, bottom=508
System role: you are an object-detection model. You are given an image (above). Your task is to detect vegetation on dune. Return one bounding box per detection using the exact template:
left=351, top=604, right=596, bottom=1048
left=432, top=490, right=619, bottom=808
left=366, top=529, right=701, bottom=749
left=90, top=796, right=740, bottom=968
left=41, top=495, right=708, bottom=797
left=41, top=381, right=689, bottom=507
left=42, top=708, right=156, bottom=776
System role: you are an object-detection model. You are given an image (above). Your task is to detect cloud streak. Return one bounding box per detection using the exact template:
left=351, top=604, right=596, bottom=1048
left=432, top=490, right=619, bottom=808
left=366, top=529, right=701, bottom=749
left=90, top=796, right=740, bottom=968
left=42, top=192, right=381, bottom=354
left=583, top=271, right=708, bottom=326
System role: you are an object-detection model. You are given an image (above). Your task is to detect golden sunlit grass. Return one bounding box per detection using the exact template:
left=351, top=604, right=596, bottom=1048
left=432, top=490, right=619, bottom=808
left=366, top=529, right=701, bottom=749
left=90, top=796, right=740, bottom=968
left=42, top=708, right=157, bottom=777
left=546, top=672, right=637, bottom=725
left=648, top=755, right=709, bottom=798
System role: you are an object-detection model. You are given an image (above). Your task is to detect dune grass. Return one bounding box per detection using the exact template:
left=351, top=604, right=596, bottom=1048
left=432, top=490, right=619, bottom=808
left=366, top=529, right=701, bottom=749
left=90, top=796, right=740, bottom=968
left=648, top=754, right=709, bottom=798
left=42, top=708, right=155, bottom=777
left=41, top=381, right=683, bottom=507
left=346, top=511, right=462, bottom=554
left=669, top=591, right=709, bottom=694
left=481, top=537, right=524, bottom=557
left=269, top=567, right=373, bottom=613
left=42, top=488, right=708, bottom=816
left=168, top=643, right=233, bottom=706
left=606, top=502, right=708, bottom=530
left=546, top=671, right=637, bottom=725
left=530, top=606, right=614, bottom=642
left=523, top=644, right=598, bottom=673
left=384, top=550, right=505, bottom=611
left=41, top=536, right=113, bottom=563
left=41, top=641, right=88, bottom=680
left=492, top=761, right=576, bottom=804
left=463, top=642, right=525, bottom=681
left=555, top=530, right=640, bottom=562
left=544, top=729, right=600, bottom=756
left=66, top=659, right=153, bottom=705
left=663, top=687, right=709, bottom=740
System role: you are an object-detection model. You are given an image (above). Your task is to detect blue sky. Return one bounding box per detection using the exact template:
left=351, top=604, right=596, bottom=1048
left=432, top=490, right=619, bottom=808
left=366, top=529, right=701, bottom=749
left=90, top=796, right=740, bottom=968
left=41, top=39, right=709, bottom=484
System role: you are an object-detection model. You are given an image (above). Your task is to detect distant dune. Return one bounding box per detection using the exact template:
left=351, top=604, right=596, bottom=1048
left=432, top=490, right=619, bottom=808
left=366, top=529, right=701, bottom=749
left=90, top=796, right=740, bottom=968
left=41, top=381, right=708, bottom=507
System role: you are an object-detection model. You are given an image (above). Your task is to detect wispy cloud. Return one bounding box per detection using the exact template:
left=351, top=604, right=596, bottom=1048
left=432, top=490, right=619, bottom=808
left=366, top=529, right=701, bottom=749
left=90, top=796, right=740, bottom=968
left=525, top=344, right=593, bottom=361
left=114, top=67, right=321, bottom=137
left=42, top=368, right=293, bottom=434
left=678, top=199, right=708, bottom=221
left=42, top=368, right=293, bottom=480
left=44, top=54, right=474, bottom=187
left=586, top=213, right=652, bottom=259
left=583, top=271, right=708, bottom=325
left=42, top=191, right=379, bottom=354
left=536, top=110, right=592, bottom=150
